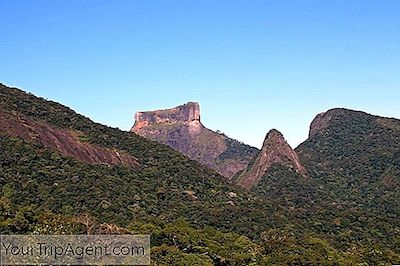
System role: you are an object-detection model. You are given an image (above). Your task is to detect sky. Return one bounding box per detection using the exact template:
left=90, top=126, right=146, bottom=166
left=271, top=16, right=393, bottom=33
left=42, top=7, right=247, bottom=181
left=1, top=0, right=399, bottom=148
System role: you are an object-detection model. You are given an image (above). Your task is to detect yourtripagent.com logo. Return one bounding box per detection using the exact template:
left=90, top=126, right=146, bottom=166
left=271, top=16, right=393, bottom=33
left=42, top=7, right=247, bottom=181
left=0, top=235, right=150, bottom=265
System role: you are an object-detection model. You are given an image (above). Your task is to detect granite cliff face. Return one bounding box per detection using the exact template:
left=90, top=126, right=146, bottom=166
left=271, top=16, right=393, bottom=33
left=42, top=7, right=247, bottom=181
left=237, top=129, right=306, bottom=189
left=0, top=109, right=139, bottom=167
left=134, top=102, right=201, bottom=132
left=131, top=102, right=258, bottom=178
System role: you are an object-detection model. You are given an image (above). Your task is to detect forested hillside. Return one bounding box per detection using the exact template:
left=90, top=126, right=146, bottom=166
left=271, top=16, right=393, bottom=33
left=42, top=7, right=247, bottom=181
left=0, top=84, right=399, bottom=265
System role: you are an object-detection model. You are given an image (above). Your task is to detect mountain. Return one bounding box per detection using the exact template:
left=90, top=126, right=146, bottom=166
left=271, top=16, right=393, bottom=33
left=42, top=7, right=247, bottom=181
left=0, top=83, right=280, bottom=233
left=131, top=102, right=258, bottom=178
left=0, top=83, right=302, bottom=264
left=296, top=108, right=400, bottom=211
left=236, top=129, right=306, bottom=189
left=1, top=83, right=399, bottom=264
left=295, top=108, right=400, bottom=259
left=239, top=109, right=400, bottom=263
left=297, top=107, right=400, bottom=186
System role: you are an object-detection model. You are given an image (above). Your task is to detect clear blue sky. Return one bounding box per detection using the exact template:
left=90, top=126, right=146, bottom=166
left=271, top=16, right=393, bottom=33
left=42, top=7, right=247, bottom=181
left=1, top=0, right=399, bottom=148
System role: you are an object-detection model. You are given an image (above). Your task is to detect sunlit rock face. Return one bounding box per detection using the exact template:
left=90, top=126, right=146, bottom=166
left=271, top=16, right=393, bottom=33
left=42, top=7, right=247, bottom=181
left=133, top=102, right=201, bottom=130
left=131, top=102, right=258, bottom=178
left=0, top=110, right=139, bottom=168
left=237, top=129, right=306, bottom=190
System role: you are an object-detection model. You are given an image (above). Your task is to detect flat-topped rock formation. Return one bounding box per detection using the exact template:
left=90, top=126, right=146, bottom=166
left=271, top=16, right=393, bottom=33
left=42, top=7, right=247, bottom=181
left=131, top=102, right=258, bottom=178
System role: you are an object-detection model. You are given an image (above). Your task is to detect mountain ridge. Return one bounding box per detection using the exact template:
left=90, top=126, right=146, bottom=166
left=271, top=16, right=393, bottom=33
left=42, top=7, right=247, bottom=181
left=1, top=82, right=399, bottom=263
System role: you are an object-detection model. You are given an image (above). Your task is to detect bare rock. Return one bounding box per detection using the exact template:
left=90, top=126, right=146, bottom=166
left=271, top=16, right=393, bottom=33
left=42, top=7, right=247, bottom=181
left=131, top=102, right=258, bottom=178
left=237, top=129, right=306, bottom=190
left=0, top=110, right=139, bottom=168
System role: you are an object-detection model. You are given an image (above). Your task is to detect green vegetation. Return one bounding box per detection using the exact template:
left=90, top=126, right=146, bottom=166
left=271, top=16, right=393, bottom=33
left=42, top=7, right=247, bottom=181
left=296, top=109, right=400, bottom=249
left=0, top=84, right=399, bottom=264
left=218, top=135, right=259, bottom=162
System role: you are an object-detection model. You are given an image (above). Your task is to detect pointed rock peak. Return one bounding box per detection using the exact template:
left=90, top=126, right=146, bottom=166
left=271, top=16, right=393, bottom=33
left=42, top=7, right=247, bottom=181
left=267, top=128, right=282, bottom=137
left=265, top=129, right=284, bottom=141
left=237, top=129, right=306, bottom=190
left=133, top=102, right=201, bottom=130
left=261, top=129, right=290, bottom=152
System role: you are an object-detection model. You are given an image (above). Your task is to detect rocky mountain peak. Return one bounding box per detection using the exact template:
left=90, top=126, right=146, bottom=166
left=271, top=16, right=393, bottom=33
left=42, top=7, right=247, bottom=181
left=237, top=129, right=306, bottom=189
left=131, top=102, right=259, bottom=178
left=133, top=102, right=200, bottom=130
left=265, top=128, right=284, bottom=141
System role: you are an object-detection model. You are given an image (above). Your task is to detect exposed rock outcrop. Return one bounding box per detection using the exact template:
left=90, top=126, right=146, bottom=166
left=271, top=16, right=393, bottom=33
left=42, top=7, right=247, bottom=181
left=131, top=102, right=258, bottom=178
left=0, top=109, right=139, bottom=167
left=134, top=102, right=201, bottom=131
left=309, top=108, right=351, bottom=137
left=237, top=129, right=306, bottom=189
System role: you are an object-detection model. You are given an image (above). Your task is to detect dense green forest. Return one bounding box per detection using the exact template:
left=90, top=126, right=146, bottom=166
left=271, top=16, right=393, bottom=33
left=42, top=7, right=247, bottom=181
left=0, top=84, right=399, bottom=265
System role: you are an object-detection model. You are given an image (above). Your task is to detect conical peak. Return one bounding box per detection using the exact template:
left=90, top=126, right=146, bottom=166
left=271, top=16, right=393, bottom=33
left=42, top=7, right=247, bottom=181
left=237, top=129, right=306, bottom=189
left=266, top=129, right=284, bottom=140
